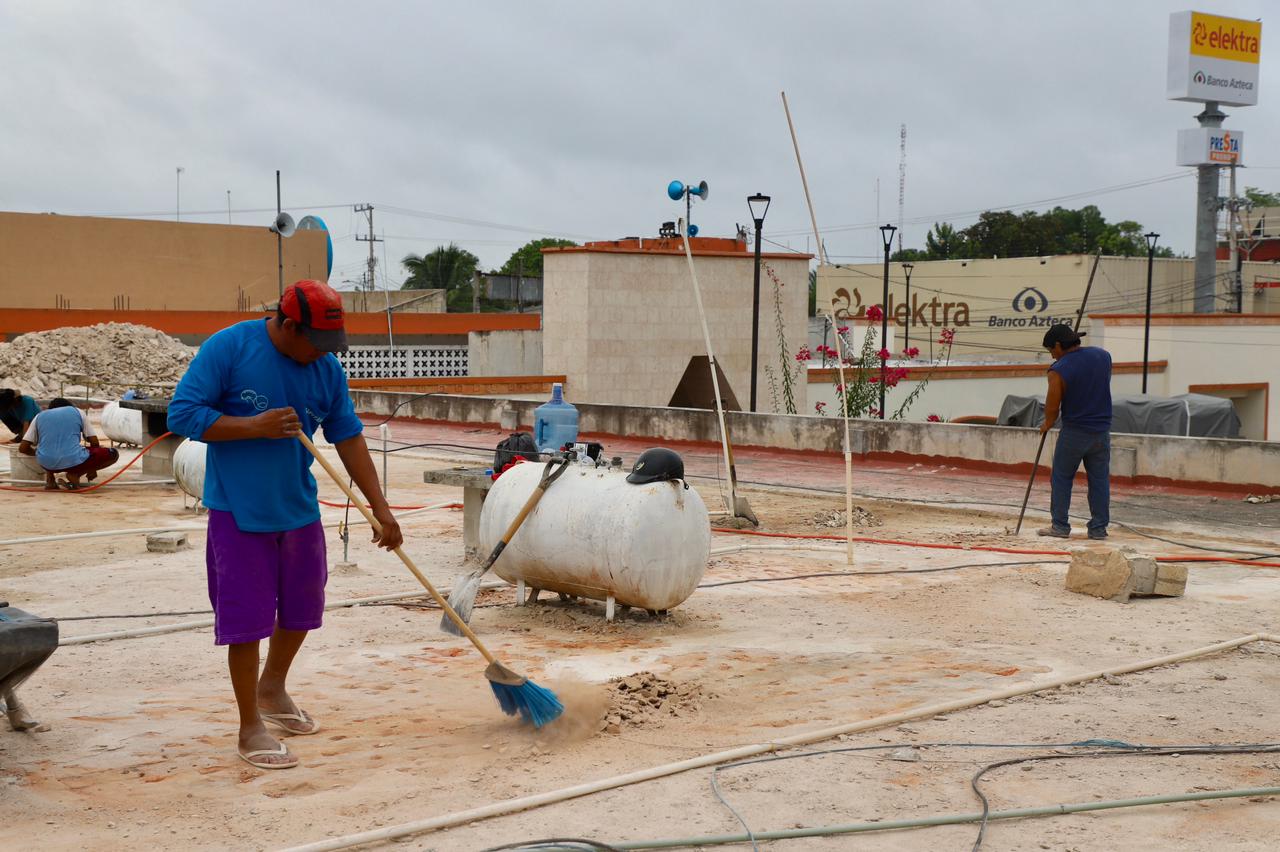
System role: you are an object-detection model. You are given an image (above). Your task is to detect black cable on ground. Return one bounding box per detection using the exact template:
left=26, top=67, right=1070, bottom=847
left=712, top=476, right=1280, bottom=559
left=697, top=560, right=1068, bottom=589
left=481, top=839, right=624, bottom=852
left=969, top=744, right=1280, bottom=851
left=703, top=739, right=1280, bottom=852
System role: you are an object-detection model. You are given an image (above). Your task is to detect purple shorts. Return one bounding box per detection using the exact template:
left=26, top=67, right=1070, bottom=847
left=205, top=509, right=328, bottom=645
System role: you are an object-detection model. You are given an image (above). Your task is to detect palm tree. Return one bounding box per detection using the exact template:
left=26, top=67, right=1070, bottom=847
left=401, top=244, right=481, bottom=310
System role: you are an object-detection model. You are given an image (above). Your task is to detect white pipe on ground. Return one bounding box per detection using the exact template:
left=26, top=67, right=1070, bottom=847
left=278, top=633, right=1278, bottom=852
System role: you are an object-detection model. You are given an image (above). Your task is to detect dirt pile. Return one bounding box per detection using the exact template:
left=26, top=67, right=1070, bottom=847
left=603, top=672, right=712, bottom=733
left=811, top=506, right=881, bottom=528
left=0, top=324, right=195, bottom=397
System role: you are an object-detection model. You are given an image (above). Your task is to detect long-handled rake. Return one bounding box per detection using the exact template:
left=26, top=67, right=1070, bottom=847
left=298, top=434, right=563, bottom=727
left=441, top=457, right=570, bottom=636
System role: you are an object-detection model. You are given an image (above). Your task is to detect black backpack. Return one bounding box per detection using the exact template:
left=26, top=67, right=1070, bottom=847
left=493, top=432, right=539, bottom=471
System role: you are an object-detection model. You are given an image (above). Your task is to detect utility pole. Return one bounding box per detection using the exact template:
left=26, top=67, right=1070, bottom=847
left=354, top=204, right=383, bottom=295
left=226, top=189, right=232, bottom=224
left=897, top=124, right=907, bottom=255
left=1227, top=164, right=1242, bottom=313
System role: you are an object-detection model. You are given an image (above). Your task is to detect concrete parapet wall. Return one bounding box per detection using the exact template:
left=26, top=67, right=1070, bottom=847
left=351, top=392, right=1280, bottom=492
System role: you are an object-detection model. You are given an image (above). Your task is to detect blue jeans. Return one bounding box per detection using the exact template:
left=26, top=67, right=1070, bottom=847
left=1049, top=426, right=1110, bottom=534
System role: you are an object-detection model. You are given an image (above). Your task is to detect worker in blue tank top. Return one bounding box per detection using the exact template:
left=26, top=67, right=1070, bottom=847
left=1038, top=324, right=1112, bottom=540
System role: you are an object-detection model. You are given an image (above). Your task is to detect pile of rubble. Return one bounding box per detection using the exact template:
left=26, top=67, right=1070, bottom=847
left=603, top=672, right=712, bottom=733
left=811, top=506, right=882, bottom=528
left=0, top=324, right=195, bottom=398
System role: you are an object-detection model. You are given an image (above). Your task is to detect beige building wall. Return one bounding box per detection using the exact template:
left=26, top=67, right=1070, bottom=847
left=0, top=211, right=328, bottom=311
left=341, top=289, right=446, bottom=314
left=543, top=247, right=810, bottom=412
left=1090, top=316, right=1280, bottom=441
left=817, top=255, right=1277, bottom=359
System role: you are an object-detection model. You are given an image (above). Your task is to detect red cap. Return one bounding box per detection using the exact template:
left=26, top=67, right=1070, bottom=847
left=279, top=280, right=348, bottom=352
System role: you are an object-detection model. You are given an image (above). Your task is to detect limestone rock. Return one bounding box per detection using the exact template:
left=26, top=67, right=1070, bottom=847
left=1065, top=547, right=1186, bottom=603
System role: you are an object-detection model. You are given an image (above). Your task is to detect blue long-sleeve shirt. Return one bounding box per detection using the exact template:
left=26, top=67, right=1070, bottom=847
left=167, top=319, right=363, bottom=532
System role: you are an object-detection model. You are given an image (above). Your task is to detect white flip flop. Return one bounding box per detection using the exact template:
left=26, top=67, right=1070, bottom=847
left=238, top=743, right=298, bottom=770
left=260, top=710, right=321, bottom=736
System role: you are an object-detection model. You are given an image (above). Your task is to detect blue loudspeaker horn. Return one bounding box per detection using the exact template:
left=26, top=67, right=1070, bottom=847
left=688, top=224, right=699, bottom=237
left=667, top=179, right=710, bottom=202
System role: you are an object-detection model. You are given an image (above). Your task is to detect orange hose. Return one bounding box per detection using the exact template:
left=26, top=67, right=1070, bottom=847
left=710, top=526, right=1280, bottom=569
left=1, top=431, right=174, bottom=494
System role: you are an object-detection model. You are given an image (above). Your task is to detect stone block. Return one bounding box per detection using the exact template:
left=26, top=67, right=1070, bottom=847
left=1065, top=547, right=1185, bottom=603
left=146, top=531, right=189, bottom=553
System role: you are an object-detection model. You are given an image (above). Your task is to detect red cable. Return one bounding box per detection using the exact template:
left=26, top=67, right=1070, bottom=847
left=710, top=526, right=1280, bottom=569
left=1, top=431, right=175, bottom=494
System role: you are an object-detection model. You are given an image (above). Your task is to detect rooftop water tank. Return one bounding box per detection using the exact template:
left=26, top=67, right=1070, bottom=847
left=532, top=383, right=578, bottom=453
left=478, top=459, right=709, bottom=613
left=100, top=401, right=144, bottom=447
left=172, top=438, right=207, bottom=501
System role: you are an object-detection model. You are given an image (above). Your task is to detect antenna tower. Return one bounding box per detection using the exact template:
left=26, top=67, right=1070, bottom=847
left=897, top=123, right=907, bottom=254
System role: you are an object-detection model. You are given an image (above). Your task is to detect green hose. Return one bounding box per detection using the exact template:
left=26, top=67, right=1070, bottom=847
left=609, top=786, right=1280, bottom=849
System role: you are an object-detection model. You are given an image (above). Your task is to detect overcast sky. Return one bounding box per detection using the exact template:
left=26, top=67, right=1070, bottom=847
left=2, top=1, right=1274, bottom=288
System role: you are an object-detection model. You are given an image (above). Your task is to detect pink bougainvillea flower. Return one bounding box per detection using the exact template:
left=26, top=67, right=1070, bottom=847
left=866, top=305, right=884, bottom=321
left=814, top=401, right=827, bottom=414
left=877, top=348, right=891, bottom=361
left=938, top=327, right=955, bottom=344
left=926, top=414, right=942, bottom=422
left=904, top=346, right=920, bottom=358
left=834, top=383, right=844, bottom=393
left=868, top=407, right=881, bottom=418
left=795, top=345, right=812, bottom=362
left=837, top=326, right=849, bottom=334
left=868, top=374, right=880, bottom=384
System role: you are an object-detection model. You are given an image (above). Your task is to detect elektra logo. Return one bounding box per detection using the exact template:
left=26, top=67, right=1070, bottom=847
left=1012, top=287, right=1049, bottom=313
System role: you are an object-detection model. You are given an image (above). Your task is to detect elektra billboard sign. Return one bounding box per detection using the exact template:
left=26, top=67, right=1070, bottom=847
left=1168, top=11, right=1262, bottom=107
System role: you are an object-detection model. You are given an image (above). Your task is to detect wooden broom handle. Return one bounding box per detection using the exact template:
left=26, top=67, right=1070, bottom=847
left=297, top=433, right=497, bottom=664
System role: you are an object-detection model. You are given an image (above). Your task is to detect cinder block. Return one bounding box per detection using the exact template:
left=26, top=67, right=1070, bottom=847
left=146, top=531, right=189, bottom=553
left=1065, top=547, right=1185, bottom=603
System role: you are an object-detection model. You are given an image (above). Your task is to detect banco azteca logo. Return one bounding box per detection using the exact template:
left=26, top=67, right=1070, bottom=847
left=1194, top=70, right=1207, bottom=85
left=1012, top=286, right=1049, bottom=313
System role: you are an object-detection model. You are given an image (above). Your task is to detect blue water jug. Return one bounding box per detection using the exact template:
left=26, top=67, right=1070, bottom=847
left=533, top=383, right=579, bottom=452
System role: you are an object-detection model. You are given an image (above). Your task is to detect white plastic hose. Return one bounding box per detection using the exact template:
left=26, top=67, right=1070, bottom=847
left=277, top=633, right=1278, bottom=852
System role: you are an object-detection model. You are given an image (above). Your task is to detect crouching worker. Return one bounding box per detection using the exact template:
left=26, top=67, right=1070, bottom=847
left=168, top=280, right=401, bottom=771
left=18, top=398, right=119, bottom=490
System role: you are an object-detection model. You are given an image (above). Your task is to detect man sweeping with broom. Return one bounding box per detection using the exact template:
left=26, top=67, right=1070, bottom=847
left=169, top=280, right=401, bottom=770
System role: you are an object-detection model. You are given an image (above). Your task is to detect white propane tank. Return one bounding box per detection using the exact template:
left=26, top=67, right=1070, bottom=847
left=100, top=401, right=145, bottom=446
left=172, top=439, right=207, bottom=500
left=478, top=460, right=710, bottom=611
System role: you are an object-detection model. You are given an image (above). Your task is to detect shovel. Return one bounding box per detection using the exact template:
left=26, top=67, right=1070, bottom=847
left=440, top=457, right=570, bottom=636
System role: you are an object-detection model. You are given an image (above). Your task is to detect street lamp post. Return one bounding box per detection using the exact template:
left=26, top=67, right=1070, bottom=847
left=175, top=167, right=184, bottom=221
left=878, top=224, right=897, bottom=418
left=901, top=262, right=914, bottom=354
left=747, top=193, right=771, bottom=413
left=1142, top=232, right=1159, bottom=393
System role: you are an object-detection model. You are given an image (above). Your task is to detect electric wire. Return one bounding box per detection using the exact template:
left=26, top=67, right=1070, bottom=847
left=969, top=745, right=1280, bottom=851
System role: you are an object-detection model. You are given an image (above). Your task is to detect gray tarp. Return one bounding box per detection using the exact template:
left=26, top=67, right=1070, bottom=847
left=997, top=393, right=1241, bottom=438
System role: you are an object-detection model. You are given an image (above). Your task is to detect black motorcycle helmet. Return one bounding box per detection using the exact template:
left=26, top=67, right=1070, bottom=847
left=625, top=447, right=685, bottom=484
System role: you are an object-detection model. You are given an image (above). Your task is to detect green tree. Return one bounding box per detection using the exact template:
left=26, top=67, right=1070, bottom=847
left=499, top=238, right=577, bottom=277
left=400, top=244, right=481, bottom=311
left=924, top=221, right=966, bottom=259
left=1245, top=187, right=1280, bottom=207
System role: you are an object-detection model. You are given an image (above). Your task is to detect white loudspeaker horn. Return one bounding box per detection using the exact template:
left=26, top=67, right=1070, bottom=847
left=270, top=212, right=296, bottom=237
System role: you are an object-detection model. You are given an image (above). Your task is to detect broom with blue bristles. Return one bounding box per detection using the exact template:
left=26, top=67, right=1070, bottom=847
left=298, top=433, right=563, bottom=727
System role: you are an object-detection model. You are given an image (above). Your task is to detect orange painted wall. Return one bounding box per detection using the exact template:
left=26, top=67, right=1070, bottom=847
left=0, top=308, right=540, bottom=340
